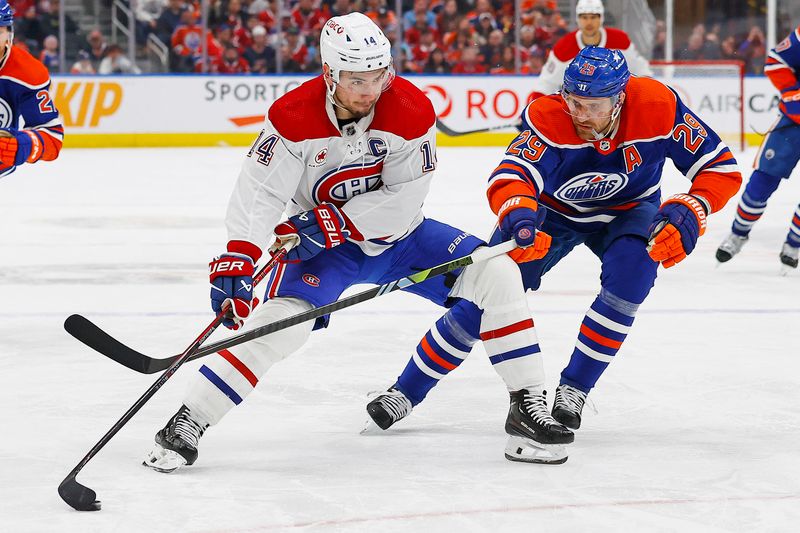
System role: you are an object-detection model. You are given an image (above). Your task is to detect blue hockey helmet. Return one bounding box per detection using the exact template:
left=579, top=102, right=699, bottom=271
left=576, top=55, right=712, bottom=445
left=0, top=0, right=13, bottom=29
left=562, top=46, right=630, bottom=98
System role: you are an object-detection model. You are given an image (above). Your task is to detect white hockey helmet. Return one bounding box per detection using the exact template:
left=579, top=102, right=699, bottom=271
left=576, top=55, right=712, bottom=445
left=576, top=0, right=604, bottom=23
left=320, top=12, right=393, bottom=85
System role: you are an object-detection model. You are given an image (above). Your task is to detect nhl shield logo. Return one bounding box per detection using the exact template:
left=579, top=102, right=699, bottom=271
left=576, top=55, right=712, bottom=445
left=599, top=140, right=611, bottom=151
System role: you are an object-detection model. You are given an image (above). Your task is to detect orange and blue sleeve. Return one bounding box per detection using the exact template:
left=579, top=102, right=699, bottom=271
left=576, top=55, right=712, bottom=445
left=18, top=80, right=63, bottom=162
left=765, top=26, right=800, bottom=93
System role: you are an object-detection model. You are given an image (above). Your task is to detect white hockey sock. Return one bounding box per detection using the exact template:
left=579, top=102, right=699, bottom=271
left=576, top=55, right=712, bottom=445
left=184, top=297, right=314, bottom=425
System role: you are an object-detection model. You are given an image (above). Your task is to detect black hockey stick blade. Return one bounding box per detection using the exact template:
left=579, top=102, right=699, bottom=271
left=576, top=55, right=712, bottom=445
left=58, top=474, right=100, bottom=511
left=65, top=314, right=156, bottom=373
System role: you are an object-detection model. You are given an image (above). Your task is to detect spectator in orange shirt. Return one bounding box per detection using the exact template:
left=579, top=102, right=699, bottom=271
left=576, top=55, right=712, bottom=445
left=171, top=9, right=221, bottom=71
left=212, top=44, right=250, bottom=73
left=451, top=45, right=487, bottom=74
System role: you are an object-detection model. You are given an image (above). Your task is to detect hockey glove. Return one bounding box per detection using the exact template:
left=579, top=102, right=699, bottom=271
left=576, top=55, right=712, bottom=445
left=209, top=252, right=257, bottom=330
left=0, top=128, right=44, bottom=171
left=780, top=87, right=800, bottom=122
left=271, top=203, right=350, bottom=262
left=647, top=193, right=708, bottom=268
left=497, top=195, right=551, bottom=263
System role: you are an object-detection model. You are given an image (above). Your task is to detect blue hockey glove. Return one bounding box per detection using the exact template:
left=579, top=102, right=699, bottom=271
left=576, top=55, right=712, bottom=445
left=0, top=128, right=43, bottom=169
left=271, top=203, right=350, bottom=262
left=496, top=196, right=550, bottom=263
left=648, top=194, right=708, bottom=268
left=209, top=252, right=256, bottom=330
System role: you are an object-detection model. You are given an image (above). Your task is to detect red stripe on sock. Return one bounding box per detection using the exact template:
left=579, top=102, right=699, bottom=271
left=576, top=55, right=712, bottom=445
left=580, top=324, right=623, bottom=350
left=420, top=336, right=457, bottom=371
left=480, top=319, right=534, bottom=341
left=218, top=349, right=258, bottom=387
left=737, top=207, right=760, bottom=221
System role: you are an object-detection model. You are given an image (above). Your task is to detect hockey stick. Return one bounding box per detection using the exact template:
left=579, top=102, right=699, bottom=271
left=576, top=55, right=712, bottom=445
left=57, top=245, right=291, bottom=512
left=435, top=118, right=520, bottom=137
left=64, top=240, right=517, bottom=376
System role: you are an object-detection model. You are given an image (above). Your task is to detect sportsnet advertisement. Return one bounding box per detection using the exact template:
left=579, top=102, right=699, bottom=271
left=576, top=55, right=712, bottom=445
left=51, top=75, right=783, bottom=148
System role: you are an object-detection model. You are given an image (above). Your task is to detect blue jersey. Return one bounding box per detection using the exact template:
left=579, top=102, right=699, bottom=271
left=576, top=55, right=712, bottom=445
left=487, top=76, right=741, bottom=232
left=0, top=45, right=63, bottom=177
left=765, top=25, right=800, bottom=122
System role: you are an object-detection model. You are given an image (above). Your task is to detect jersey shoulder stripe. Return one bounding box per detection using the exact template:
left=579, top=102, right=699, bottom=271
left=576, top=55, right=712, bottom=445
left=617, top=77, right=677, bottom=141
left=268, top=76, right=340, bottom=142
left=0, top=46, right=50, bottom=89
left=604, top=27, right=632, bottom=49
left=370, top=76, right=435, bottom=140
left=552, top=31, right=581, bottom=62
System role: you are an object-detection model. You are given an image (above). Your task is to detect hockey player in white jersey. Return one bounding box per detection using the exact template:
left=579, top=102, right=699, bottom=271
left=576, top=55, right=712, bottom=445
left=143, top=12, right=573, bottom=473
left=530, top=0, right=651, bottom=100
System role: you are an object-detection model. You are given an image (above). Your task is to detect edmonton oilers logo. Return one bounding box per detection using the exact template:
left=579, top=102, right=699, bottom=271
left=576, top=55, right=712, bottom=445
left=312, top=160, right=384, bottom=206
left=554, top=172, right=628, bottom=204
left=0, top=98, right=12, bottom=128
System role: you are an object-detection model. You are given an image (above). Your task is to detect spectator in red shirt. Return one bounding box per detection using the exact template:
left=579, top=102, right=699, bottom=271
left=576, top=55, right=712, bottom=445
left=291, top=0, right=326, bottom=35
left=212, top=44, right=250, bottom=73
left=451, top=45, right=487, bottom=74
left=411, top=27, right=438, bottom=65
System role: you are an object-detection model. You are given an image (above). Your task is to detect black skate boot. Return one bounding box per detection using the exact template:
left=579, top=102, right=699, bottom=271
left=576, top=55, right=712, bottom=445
left=552, top=384, right=588, bottom=430
left=504, top=389, right=573, bottom=464
left=716, top=233, right=748, bottom=263
left=365, top=387, right=413, bottom=431
left=779, top=242, right=799, bottom=270
left=143, top=405, right=208, bottom=473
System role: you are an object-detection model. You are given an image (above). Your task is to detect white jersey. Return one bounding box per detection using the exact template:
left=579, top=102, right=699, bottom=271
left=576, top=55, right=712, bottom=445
left=226, top=75, right=437, bottom=257
left=533, top=27, right=653, bottom=97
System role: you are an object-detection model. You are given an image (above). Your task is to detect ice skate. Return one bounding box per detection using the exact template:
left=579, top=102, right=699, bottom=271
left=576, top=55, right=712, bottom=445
left=504, top=389, right=573, bottom=464
left=552, top=384, right=588, bottom=430
left=779, top=242, right=799, bottom=274
left=363, top=387, right=413, bottom=433
left=715, top=233, right=749, bottom=263
left=143, top=405, right=208, bottom=473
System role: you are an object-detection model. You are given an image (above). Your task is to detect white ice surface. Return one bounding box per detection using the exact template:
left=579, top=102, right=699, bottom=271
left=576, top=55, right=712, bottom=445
left=1, top=146, right=799, bottom=532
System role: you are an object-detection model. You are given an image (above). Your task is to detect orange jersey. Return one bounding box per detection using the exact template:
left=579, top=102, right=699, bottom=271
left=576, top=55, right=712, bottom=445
left=0, top=45, right=63, bottom=175
left=487, top=77, right=741, bottom=232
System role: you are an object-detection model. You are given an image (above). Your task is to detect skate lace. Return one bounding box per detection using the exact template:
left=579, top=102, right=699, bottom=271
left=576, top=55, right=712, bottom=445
left=556, top=386, right=587, bottom=415
left=378, top=391, right=412, bottom=422
left=173, top=412, right=207, bottom=448
left=521, top=392, right=557, bottom=427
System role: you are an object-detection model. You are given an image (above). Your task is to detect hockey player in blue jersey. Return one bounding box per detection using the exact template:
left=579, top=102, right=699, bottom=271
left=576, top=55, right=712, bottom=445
left=0, top=0, right=63, bottom=179
left=367, top=47, right=743, bottom=433
left=716, top=24, right=800, bottom=271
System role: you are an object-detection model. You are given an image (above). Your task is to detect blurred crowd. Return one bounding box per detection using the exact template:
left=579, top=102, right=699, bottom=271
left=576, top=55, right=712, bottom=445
left=654, top=19, right=771, bottom=74
left=9, top=0, right=786, bottom=75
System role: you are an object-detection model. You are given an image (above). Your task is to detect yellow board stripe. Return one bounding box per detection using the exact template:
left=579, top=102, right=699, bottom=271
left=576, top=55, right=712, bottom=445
left=62, top=132, right=767, bottom=149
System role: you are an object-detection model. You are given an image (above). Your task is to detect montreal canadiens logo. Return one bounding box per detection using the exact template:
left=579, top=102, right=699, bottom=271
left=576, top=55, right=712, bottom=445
left=554, top=172, right=629, bottom=204
left=302, top=274, right=320, bottom=287
left=312, top=160, right=384, bottom=206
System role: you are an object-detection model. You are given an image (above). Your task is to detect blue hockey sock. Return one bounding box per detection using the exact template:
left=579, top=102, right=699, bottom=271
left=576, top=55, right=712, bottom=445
left=786, top=204, right=800, bottom=247
left=395, top=300, right=481, bottom=405
left=560, top=290, right=637, bottom=393
left=732, top=171, right=782, bottom=236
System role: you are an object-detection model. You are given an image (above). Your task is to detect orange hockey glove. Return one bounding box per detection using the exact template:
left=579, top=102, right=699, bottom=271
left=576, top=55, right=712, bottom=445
left=648, top=194, right=708, bottom=268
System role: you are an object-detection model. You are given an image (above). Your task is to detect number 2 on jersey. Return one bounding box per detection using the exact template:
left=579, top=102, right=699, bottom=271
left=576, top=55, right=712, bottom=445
left=507, top=130, right=546, bottom=163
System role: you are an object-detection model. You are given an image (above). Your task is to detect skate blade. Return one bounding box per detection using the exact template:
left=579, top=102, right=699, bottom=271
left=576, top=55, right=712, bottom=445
left=504, top=435, right=568, bottom=465
left=360, top=418, right=384, bottom=435
left=142, top=443, right=188, bottom=473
